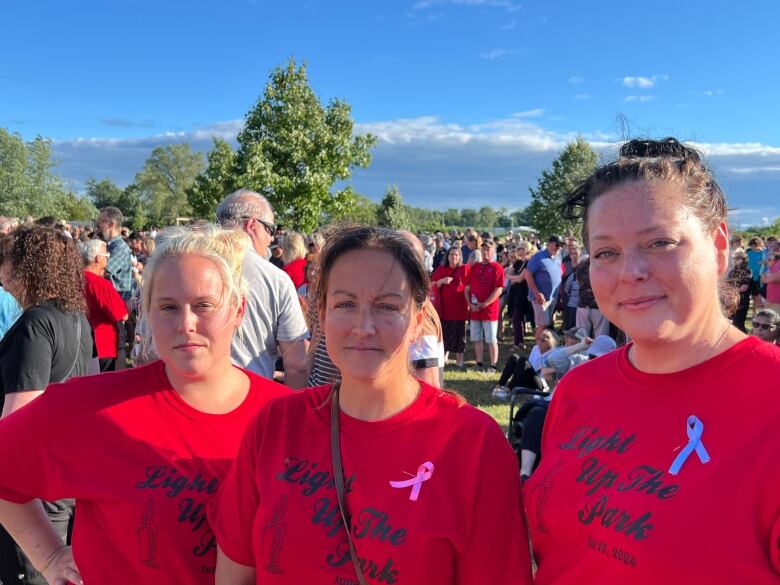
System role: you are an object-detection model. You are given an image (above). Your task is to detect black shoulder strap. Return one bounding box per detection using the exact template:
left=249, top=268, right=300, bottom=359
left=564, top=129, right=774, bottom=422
left=330, top=384, right=369, bottom=585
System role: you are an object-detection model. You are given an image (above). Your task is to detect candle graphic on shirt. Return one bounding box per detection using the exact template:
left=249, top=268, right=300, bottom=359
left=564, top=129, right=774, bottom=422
left=262, top=495, right=287, bottom=574
left=137, top=499, right=159, bottom=568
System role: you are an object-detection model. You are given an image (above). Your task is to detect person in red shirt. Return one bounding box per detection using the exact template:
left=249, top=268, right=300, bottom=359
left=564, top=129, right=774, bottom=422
left=525, top=138, right=780, bottom=583
left=0, top=226, right=290, bottom=585
left=431, top=247, right=470, bottom=368
left=281, top=232, right=308, bottom=289
left=211, top=225, right=533, bottom=585
left=81, top=238, right=129, bottom=372
left=463, top=239, right=505, bottom=372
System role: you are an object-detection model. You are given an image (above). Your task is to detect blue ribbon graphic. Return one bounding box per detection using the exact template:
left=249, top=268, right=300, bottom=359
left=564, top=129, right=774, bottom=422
left=668, top=415, right=710, bottom=476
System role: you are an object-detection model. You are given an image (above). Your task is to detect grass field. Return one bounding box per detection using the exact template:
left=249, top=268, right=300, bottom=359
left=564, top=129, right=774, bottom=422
left=442, top=334, right=532, bottom=432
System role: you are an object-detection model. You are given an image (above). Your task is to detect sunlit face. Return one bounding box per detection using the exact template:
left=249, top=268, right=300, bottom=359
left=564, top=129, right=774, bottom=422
left=305, top=262, right=318, bottom=283
left=538, top=333, right=554, bottom=352
left=751, top=316, right=777, bottom=342
left=569, top=247, right=581, bottom=264
left=447, top=247, right=462, bottom=267
left=148, top=255, right=244, bottom=382
left=480, top=245, right=494, bottom=263
left=322, top=249, right=423, bottom=383
left=587, top=180, right=728, bottom=345
left=0, top=261, right=21, bottom=301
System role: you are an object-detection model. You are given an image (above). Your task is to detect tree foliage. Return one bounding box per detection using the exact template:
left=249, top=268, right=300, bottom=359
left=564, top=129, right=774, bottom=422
left=232, top=58, right=376, bottom=232
left=186, top=138, right=236, bottom=219
left=377, top=186, right=410, bottom=230
left=0, top=129, right=69, bottom=217
left=134, top=144, right=203, bottom=225
left=528, top=137, right=598, bottom=238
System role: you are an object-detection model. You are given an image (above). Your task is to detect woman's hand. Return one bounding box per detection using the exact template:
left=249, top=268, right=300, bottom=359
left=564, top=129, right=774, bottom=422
left=41, top=546, right=83, bottom=585
left=438, top=277, right=454, bottom=286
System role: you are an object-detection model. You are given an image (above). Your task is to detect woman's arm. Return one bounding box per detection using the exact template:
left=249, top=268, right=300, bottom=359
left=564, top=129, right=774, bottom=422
left=1, top=390, right=43, bottom=418
left=216, top=544, right=256, bottom=585
left=0, top=498, right=82, bottom=584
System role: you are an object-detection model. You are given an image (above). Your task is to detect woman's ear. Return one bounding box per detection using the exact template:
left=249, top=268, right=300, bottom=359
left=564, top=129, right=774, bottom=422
left=713, top=220, right=729, bottom=276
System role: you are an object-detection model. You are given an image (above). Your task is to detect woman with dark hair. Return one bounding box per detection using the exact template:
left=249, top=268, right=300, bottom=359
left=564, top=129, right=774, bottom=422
left=0, top=226, right=95, bottom=584
left=727, top=250, right=752, bottom=332
left=211, top=225, right=532, bottom=585
left=524, top=138, right=780, bottom=583
left=431, top=246, right=470, bottom=368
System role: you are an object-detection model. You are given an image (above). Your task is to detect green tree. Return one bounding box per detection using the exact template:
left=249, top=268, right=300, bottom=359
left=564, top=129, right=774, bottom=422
left=235, top=58, right=376, bottom=232
left=377, top=186, right=409, bottom=230
left=60, top=193, right=98, bottom=221
left=478, top=206, right=498, bottom=229
left=85, top=178, right=125, bottom=210
left=186, top=138, right=236, bottom=219
left=0, top=129, right=68, bottom=217
left=511, top=206, right=533, bottom=227
left=324, top=190, right=378, bottom=226
left=460, top=208, right=479, bottom=227
left=443, top=208, right=462, bottom=227
left=527, top=137, right=598, bottom=238
left=135, top=144, right=204, bottom=225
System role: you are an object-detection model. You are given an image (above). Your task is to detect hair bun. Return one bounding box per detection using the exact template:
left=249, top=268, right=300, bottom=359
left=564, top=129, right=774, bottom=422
left=619, top=137, right=701, bottom=164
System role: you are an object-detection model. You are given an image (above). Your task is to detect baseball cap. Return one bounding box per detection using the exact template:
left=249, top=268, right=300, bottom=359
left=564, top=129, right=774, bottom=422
left=587, top=335, right=617, bottom=357
left=564, top=327, right=587, bottom=341
left=548, top=235, right=564, bottom=246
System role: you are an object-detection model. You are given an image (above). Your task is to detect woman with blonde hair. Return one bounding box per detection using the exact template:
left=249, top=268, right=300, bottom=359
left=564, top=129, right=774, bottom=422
left=0, top=225, right=289, bottom=584
left=282, top=231, right=308, bottom=289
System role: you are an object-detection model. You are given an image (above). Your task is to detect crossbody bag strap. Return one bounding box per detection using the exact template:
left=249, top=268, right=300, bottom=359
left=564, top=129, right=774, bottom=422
left=330, top=384, right=369, bottom=585
left=61, top=315, right=82, bottom=382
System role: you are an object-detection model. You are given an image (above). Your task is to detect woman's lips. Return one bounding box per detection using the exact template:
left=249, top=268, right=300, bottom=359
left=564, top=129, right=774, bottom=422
left=619, top=295, right=665, bottom=310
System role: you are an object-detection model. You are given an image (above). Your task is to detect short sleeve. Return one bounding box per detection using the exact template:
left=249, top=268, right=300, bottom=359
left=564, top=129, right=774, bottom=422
left=526, top=253, right=540, bottom=274
left=493, top=264, right=505, bottom=288
left=0, top=384, right=79, bottom=503
left=274, top=276, right=309, bottom=343
left=455, top=421, right=533, bottom=584
left=208, top=407, right=267, bottom=567
left=1, top=314, right=53, bottom=394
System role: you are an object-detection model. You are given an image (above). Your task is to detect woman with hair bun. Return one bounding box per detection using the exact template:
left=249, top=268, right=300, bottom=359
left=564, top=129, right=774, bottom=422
left=0, top=225, right=290, bottom=585
left=211, top=225, right=532, bottom=585
left=525, top=138, right=780, bottom=583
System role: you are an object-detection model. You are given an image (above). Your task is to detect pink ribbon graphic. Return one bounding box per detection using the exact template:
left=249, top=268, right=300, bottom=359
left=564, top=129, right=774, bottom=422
left=389, top=461, right=435, bottom=501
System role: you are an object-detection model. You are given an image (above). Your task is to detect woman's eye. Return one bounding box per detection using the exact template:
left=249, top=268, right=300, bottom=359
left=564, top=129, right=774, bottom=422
left=160, top=305, right=177, bottom=312
left=334, top=301, right=356, bottom=309
left=650, top=239, right=676, bottom=249
left=593, top=249, right=617, bottom=259
left=377, top=304, right=399, bottom=312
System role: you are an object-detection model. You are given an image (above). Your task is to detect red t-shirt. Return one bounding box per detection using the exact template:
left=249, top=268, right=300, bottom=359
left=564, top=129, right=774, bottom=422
left=464, top=261, right=504, bottom=321
left=83, top=270, right=128, bottom=358
left=525, top=336, right=780, bottom=584
left=0, top=360, right=290, bottom=585
left=210, top=382, right=533, bottom=584
left=283, top=258, right=307, bottom=289
left=431, top=264, right=470, bottom=321
left=766, top=259, right=780, bottom=304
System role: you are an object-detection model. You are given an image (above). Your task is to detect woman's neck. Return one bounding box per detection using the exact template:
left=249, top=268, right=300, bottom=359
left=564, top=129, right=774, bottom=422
left=338, top=373, right=421, bottom=422
left=165, top=361, right=250, bottom=414
left=629, top=315, right=746, bottom=374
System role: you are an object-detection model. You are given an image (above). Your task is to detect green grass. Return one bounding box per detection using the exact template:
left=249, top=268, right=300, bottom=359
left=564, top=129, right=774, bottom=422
left=442, top=330, right=534, bottom=433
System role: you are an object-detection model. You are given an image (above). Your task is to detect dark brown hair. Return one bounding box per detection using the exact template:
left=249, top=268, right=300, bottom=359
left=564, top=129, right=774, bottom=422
left=0, top=226, right=86, bottom=312
left=312, top=225, right=430, bottom=315
left=563, top=137, right=736, bottom=313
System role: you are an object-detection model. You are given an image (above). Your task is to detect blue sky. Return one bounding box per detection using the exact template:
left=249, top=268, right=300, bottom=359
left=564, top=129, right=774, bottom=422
left=2, top=0, right=779, bottom=227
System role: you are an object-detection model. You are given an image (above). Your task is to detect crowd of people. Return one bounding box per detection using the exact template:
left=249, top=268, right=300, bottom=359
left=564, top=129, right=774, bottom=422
left=0, top=136, right=777, bottom=584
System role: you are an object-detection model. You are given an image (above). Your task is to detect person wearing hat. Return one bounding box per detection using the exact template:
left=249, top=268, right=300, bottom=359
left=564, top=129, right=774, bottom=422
left=524, top=235, right=564, bottom=337
left=518, top=332, right=617, bottom=480
left=268, top=237, right=284, bottom=269
left=464, top=239, right=504, bottom=372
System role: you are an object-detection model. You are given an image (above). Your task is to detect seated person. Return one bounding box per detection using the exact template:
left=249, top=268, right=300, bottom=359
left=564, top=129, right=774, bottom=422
left=493, top=329, right=558, bottom=398
left=516, top=334, right=617, bottom=480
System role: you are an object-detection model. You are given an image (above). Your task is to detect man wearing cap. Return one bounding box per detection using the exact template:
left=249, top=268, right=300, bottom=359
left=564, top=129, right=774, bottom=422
left=269, top=237, right=284, bottom=269
left=464, top=239, right=504, bottom=372
left=525, top=235, right=564, bottom=336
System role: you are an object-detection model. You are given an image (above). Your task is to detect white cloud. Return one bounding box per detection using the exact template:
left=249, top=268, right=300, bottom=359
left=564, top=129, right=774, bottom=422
left=624, top=95, right=654, bottom=103
left=49, top=115, right=780, bottom=225
left=500, top=20, right=517, bottom=30
left=574, top=93, right=590, bottom=100
left=479, top=48, right=510, bottom=60
left=413, top=0, right=522, bottom=12
left=568, top=75, right=584, bottom=84
left=622, top=74, right=668, bottom=89
left=692, top=89, right=724, bottom=97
